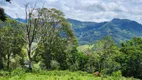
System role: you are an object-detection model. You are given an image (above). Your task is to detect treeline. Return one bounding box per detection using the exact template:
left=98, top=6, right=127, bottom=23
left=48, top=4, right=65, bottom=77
left=0, top=8, right=142, bottom=79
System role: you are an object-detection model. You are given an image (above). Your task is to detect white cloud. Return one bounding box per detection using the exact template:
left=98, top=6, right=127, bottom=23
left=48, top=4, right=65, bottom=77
left=1, top=0, right=142, bottom=24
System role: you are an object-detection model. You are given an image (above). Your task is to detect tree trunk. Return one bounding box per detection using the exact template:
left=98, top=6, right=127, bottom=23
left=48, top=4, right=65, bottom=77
left=7, top=53, right=11, bottom=70
left=28, top=43, right=32, bottom=71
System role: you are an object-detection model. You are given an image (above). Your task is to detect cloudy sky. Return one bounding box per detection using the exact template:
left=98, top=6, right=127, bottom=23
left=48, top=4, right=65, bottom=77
left=1, top=0, right=142, bottom=23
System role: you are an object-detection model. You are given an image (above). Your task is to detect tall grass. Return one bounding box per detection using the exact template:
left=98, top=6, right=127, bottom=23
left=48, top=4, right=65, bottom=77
left=0, top=69, right=140, bottom=80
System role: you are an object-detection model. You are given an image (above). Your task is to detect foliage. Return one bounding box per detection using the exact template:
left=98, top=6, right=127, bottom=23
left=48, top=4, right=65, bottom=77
left=0, top=18, right=25, bottom=70
left=0, top=0, right=11, bottom=21
left=50, top=60, right=60, bottom=70
left=116, top=37, right=142, bottom=79
left=0, top=4, right=142, bottom=80
left=0, top=70, right=139, bottom=80
left=33, top=8, right=77, bottom=70
left=0, top=8, right=6, bottom=21
left=84, top=36, right=121, bottom=74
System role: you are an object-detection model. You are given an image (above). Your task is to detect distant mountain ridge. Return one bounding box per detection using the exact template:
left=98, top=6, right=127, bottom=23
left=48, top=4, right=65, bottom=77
left=14, top=18, right=142, bottom=45
left=67, top=18, right=142, bottom=45
left=15, top=18, right=27, bottom=23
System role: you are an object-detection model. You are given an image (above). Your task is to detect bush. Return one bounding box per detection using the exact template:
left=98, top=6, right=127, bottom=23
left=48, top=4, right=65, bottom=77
left=0, top=70, right=9, bottom=76
left=50, top=60, right=60, bottom=70
left=10, top=68, right=26, bottom=76
left=112, top=70, right=122, bottom=77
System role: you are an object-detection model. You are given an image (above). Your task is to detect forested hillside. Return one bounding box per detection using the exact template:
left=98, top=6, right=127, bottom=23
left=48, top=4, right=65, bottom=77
left=68, top=18, right=142, bottom=45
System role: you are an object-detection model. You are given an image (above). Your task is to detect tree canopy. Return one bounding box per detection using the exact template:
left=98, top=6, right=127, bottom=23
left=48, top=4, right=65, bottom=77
left=0, top=0, right=11, bottom=21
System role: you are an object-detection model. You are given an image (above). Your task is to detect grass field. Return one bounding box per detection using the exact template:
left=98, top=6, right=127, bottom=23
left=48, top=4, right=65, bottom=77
left=0, top=69, right=139, bottom=80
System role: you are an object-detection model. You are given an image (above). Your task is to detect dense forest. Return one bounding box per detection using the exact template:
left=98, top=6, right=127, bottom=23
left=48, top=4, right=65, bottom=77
left=0, top=0, right=142, bottom=80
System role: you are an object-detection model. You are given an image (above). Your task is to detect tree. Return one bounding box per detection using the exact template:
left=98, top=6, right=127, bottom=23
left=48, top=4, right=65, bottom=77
left=33, top=8, right=77, bottom=70
left=20, top=3, right=77, bottom=70
left=20, top=3, right=41, bottom=70
left=90, top=36, right=120, bottom=75
left=117, top=37, right=142, bottom=79
left=0, top=0, right=11, bottom=21
left=0, top=18, right=25, bottom=70
left=6, top=0, right=11, bottom=2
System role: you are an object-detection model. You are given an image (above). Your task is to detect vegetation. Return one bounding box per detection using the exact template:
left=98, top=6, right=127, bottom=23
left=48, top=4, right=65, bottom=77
left=0, top=69, right=140, bottom=80
left=0, top=2, right=142, bottom=80
left=68, top=18, right=142, bottom=45
left=0, top=0, right=11, bottom=21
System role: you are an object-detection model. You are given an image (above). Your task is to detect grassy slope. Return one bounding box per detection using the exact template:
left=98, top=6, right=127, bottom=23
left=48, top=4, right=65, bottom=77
left=0, top=70, right=139, bottom=80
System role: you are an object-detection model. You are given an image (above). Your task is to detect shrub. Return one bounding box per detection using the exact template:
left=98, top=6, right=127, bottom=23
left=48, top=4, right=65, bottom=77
left=50, top=60, right=60, bottom=70
left=10, top=68, right=26, bottom=76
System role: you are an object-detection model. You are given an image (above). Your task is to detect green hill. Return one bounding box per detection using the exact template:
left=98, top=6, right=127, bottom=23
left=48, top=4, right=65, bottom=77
left=67, top=18, right=142, bottom=45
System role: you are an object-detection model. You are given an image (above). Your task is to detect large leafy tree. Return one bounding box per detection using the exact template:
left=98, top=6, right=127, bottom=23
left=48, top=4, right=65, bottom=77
left=20, top=3, right=77, bottom=70
left=34, top=8, right=77, bottom=70
left=0, top=18, right=25, bottom=70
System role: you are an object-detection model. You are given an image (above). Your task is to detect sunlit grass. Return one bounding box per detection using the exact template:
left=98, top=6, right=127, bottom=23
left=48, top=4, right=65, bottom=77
left=0, top=70, right=139, bottom=80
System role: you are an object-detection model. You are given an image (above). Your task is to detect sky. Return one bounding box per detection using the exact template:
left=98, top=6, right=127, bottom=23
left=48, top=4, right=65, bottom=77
left=1, top=0, right=142, bottom=23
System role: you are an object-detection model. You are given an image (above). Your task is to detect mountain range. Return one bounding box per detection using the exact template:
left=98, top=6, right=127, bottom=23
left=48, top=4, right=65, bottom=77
left=67, top=18, right=142, bottom=45
left=14, top=18, right=142, bottom=45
